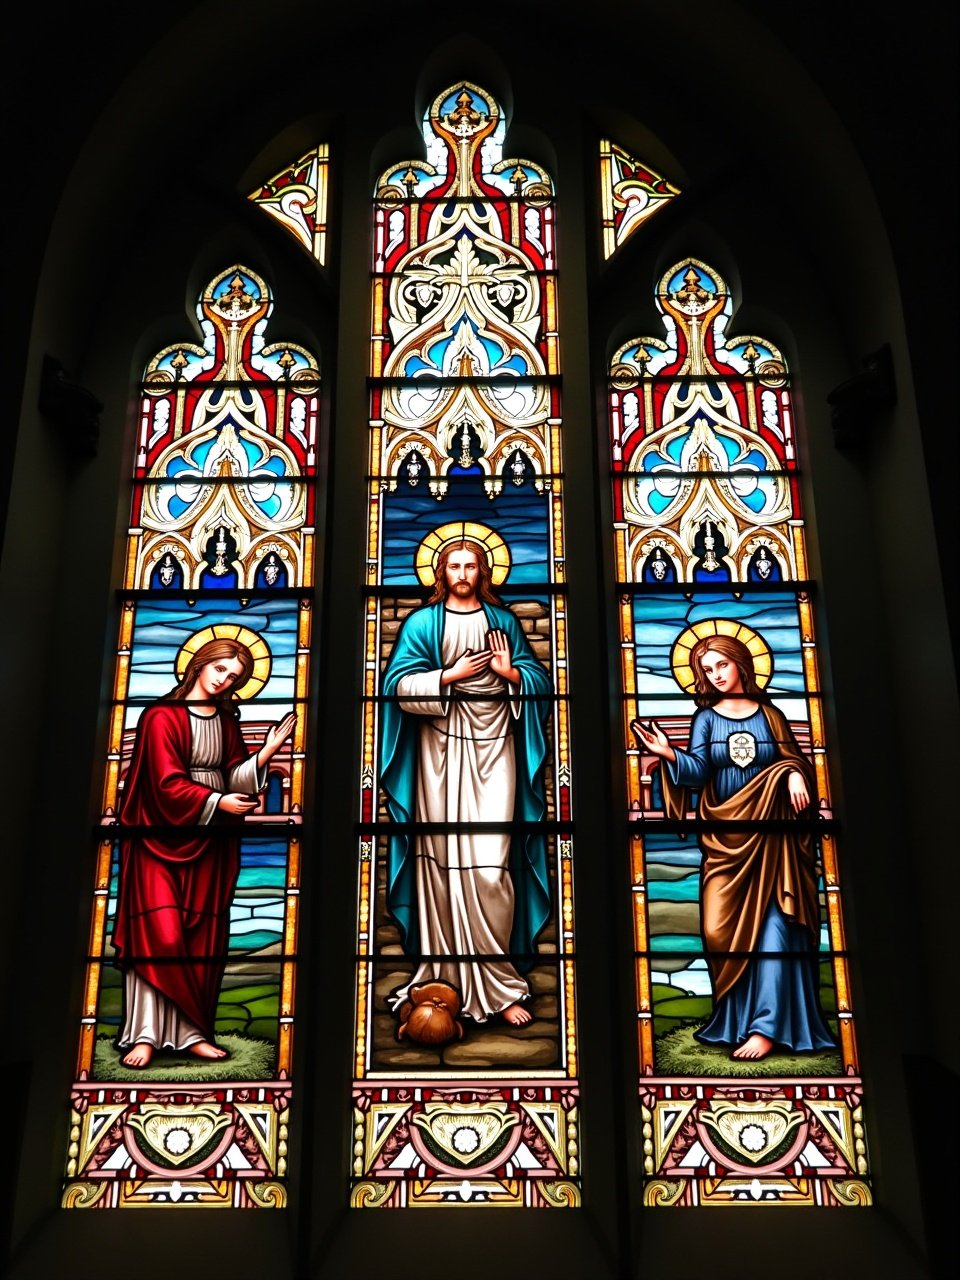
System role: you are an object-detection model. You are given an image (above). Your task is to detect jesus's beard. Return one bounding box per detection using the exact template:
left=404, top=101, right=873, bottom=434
left=450, top=582, right=475, bottom=599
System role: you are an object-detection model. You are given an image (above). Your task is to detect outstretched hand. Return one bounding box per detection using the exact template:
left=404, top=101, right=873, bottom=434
left=630, top=718, right=676, bottom=762
left=259, top=712, right=297, bottom=766
left=218, top=792, right=260, bottom=815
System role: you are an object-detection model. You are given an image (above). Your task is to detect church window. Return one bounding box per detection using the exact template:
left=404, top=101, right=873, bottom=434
left=62, top=265, right=320, bottom=1209
left=349, top=82, right=581, bottom=1209
left=608, top=259, right=871, bottom=1206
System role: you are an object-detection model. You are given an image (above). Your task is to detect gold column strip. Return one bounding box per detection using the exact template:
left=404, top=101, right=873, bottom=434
left=832, top=947, right=851, bottom=1013
left=173, top=385, right=186, bottom=440
left=545, top=278, right=559, bottom=375
left=76, top=1026, right=95, bottom=1076
left=281, top=961, right=295, bottom=1018
left=287, top=837, right=301, bottom=890
left=826, top=890, right=847, bottom=952
left=302, top=531, right=315, bottom=587
left=123, top=532, right=140, bottom=591
left=814, top=752, right=832, bottom=806
left=83, top=960, right=101, bottom=1018
left=283, top=895, right=299, bottom=954
left=631, top=836, right=645, bottom=887
left=564, top=955, right=577, bottom=1075
left=278, top=1022, right=293, bottom=1074
left=820, top=832, right=839, bottom=886
left=86, top=898, right=107, bottom=969
left=790, top=521, right=807, bottom=577
left=599, top=142, right=615, bottom=257
left=370, top=280, right=385, bottom=377
left=808, top=695, right=825, bottom=749
left=633, top=889, right=649, bottom=950
left=745, top=372, right=759, bottom=434
left=839, top=1017, right=858, bottom=1069
left=615, top=527, right=628, bottom=583
left=275, top=385, right=286, bottom=441
left=355, top=959, right=369, bottom=1079
left=95, top=841, right=113, bottom=892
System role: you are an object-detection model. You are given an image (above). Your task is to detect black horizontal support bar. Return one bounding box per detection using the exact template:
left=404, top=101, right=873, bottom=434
left=610, top=467, right=798, bottom=481
left=628, top=817, right=840, bottom=834
left=89, top=951, right=296, bottom=966
left=95, top=821, right=305, bottom=838
left=116, top=588, right=313, bottom=602
left=373, top=194, right=555, bottom=207
left=137, top=378, right=319, bottom=392
left=608, top=373, right=792, bottom=386
left=362, top=950, right=573, bottom=965
left=364, top=582, right=568, bottom=598
left=369, top=374, right=560, bottom=389
left=614, top=579, right=817, bottom=595
left=634, top=948, right=848, bottom=961
left=131, top=476, right=315, bottom=487
left=356, top=820, right=572, bottom=836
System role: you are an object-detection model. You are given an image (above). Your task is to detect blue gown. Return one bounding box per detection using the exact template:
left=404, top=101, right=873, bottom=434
left=667, top=706, right=835, bottom=1052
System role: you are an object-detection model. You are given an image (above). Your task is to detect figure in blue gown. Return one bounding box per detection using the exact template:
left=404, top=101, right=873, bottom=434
left=633, top=633, right=835, bottom=1060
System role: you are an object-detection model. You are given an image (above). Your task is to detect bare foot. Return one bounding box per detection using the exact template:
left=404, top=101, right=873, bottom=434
left=732, top=1033, right=774, bottom=1060
left=121, top=1042, right=154, bottom=1068
left=501, top=1002, right=532, bottom=1026
left=188, top=1040, right=228, bottom=1060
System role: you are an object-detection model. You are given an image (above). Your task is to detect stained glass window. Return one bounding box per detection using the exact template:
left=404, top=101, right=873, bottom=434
left=599, top=139, right=679, bottom=259
left=249, top=144, right=330, bottom=266
left=607, top=259, right=871, bottom=1206
left=350, top=83, right=581, bottom=1209
left=62, top=265, right=320, bottom=1209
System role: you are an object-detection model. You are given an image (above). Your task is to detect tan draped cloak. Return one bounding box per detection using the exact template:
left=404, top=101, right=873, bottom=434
left=660, top=702, right=820, bottom=1002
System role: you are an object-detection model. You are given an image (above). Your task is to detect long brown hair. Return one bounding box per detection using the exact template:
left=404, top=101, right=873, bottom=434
left=689, top=634, right=766, bottom=708
left=169, top=637, right=254, bottom=710
left=427, top=539, right=502, bottom=605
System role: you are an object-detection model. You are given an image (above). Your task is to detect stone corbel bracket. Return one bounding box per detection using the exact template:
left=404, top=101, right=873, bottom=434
left=39, top=354, right=102, bottom=458
left=826, top=343, right=896, bottom=449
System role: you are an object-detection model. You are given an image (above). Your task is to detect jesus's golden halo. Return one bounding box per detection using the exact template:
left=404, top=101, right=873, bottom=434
left=415, top=521, right=511, bottom=587
left=175, top=624, right=272, bottom=700
left=670, top=618, right=772, bottom=693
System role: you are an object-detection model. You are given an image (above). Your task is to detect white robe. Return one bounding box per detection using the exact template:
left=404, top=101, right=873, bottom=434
left=391, top=608, right=528, bottom=1021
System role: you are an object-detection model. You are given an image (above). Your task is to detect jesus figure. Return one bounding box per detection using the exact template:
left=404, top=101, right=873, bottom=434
left=379, top=538, right=553, bottom=1027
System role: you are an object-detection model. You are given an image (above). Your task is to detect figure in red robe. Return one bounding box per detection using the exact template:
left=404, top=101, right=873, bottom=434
left=113, top=637, right=296, bottom=1069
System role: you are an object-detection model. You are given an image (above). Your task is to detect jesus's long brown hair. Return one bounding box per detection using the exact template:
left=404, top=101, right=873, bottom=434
left=689, top=634, right=767, bottom=708
left=427, top=539, right=502, bottom=606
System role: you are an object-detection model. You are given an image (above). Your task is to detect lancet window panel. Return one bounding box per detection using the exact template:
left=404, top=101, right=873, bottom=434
left=62, top=265, right=319, bottom=1211
left=607, top=259, right=871, bottom=1208
left=351, top=81, right=581, bottom=1211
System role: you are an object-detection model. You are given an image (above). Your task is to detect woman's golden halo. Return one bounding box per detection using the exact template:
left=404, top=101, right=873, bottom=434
left=670, top=618, right=772, bottom=693
left=175, top=624, right=272, bottom=700
left=415, top=521, right=511, bottom=587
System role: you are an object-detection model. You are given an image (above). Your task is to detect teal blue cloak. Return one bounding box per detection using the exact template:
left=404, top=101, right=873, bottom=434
left=379, top=601, right=552, bottom=968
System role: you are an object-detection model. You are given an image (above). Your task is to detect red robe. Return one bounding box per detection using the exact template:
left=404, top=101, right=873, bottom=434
left=113, top=703, right=248, bottom=1039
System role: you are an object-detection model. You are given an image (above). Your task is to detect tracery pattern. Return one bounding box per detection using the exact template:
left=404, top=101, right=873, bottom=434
left=608, top=259, right=871, bottom=1205
left=63, top=266, right=319, bottom=1209
left=352, top=82, right=580, bottom=1208
left=599, top=138, right=679, bottom=259
left=249, top=143, right=330, bottom=265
